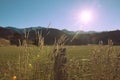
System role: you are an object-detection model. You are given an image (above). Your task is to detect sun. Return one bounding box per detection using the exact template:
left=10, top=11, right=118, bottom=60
left=80, top=10, right=93, bottom=24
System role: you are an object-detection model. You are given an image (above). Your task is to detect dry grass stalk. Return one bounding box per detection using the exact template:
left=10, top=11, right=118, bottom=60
left=53, top=35, right=68, bottom=80
left=35, top=30, right=44, bottom=48
left=89, top=40, right=120, bottom=80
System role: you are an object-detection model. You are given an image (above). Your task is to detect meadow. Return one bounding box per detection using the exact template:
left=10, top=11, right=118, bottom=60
left=0, top=45, right=120, bottom=80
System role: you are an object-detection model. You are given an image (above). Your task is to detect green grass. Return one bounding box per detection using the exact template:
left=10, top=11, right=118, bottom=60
left=0, top=45, right=97, bottom=61
left=66, top=45, right=98, bottom=59
left=0, top=45, right=96, bottom=79
left=0, top=45, right=120, bottom=80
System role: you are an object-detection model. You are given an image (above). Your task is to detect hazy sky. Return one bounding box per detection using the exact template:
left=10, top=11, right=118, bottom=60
left=0, top=0, right=120, bottom=31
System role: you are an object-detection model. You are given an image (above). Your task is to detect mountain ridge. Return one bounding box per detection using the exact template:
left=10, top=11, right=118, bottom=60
left=0, top=26, right=120, bottom=46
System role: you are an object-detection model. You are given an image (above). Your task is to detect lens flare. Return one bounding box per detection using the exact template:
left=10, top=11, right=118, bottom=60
left=80, top=10, right=93, bottom=24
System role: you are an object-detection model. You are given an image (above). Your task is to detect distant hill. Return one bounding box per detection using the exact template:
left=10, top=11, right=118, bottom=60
left=0, top=26, right=120, bottom=46
left=62, top=29, right=76, bottom=35
left=0, top=27, right=15, bottom=39
left=28, top=28, right=68, bottom=45
left=62, top=29, right=97, bottom=35
left=0, top=26, right=68, bottom=45
left=6, top=26, right=23, bottom=34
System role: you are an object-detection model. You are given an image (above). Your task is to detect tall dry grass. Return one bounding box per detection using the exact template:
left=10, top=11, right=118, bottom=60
left=66, top=40, right=120, bottom=80
left=1, top=30, right=120, bottom=80
left=89, top=40, right=120, bottom=80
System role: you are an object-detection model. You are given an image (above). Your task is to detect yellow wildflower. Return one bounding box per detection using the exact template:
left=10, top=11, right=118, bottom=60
left=37, top=54, right=40, bottom=57
left=29, top=63, right=32, bottom=67
left=13, top=75, right=16, bottom=80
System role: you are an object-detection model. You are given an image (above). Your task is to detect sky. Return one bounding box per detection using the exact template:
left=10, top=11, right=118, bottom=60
left=0, top=0, right=120, bottom=31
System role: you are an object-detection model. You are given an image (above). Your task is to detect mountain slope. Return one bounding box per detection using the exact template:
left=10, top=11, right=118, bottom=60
left=0, top=26, right=120, bottom=45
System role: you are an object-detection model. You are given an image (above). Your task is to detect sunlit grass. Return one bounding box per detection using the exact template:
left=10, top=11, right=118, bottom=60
left=0, top=45, right=120, bottom=80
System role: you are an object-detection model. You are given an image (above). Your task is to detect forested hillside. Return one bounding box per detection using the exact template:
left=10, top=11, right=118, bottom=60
left=0, top=26, right=120, bottom=46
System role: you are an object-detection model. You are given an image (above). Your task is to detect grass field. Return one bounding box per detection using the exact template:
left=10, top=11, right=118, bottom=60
left=0, top=45, right=97, bottom=60
left=0, top=45, right=120, bottom=80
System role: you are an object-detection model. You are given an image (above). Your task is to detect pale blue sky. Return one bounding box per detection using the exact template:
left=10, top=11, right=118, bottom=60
left=0, top=0, right=120, bottom=31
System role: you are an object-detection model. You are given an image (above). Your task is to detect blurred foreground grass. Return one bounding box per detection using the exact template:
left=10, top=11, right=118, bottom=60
left=0, top=45, right=120, bottom=80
